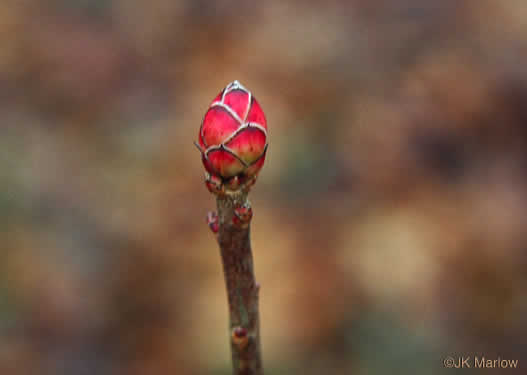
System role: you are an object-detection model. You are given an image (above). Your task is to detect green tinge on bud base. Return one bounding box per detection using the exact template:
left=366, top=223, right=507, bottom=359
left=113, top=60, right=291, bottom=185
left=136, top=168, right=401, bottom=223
left=204, top=172, right=258, bottom=194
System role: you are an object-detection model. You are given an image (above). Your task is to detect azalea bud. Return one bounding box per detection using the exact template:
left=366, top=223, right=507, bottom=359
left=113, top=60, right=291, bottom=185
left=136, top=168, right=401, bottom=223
left=197, top=81, right=268, bottom=187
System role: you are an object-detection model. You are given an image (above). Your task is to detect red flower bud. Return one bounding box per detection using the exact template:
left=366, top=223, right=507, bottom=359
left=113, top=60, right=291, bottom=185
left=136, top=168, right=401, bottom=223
left=197, top=81, right=268, bottom=184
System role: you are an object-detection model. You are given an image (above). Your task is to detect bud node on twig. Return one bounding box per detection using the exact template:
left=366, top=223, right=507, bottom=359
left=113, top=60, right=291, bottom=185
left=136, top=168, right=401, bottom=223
left=232, top=326, right=249, bottom=350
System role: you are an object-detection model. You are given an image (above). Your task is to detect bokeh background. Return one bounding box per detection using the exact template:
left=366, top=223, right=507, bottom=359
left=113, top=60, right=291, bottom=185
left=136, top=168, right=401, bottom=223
left=2, top=1, right=527, bottom=374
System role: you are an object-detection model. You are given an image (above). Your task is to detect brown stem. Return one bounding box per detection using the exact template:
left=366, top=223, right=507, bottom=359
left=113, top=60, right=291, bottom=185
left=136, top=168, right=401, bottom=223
left=216, top=190, right=263, bottom=375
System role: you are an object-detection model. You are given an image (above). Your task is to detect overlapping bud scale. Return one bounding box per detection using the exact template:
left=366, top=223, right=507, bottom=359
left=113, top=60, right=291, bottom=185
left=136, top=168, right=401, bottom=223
left=197, top=81, right=268, bottom=187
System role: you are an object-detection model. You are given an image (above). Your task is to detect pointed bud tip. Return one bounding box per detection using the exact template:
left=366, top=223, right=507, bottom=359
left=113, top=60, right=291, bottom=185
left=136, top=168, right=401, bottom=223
left=228, top=80, right=244, bottom=89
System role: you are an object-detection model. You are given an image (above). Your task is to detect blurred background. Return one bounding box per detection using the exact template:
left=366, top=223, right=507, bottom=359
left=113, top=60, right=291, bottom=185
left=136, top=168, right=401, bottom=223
left=2, top=1, right=527, bottom=374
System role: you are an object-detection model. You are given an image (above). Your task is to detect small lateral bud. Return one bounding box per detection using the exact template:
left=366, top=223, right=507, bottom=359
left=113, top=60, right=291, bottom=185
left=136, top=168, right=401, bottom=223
left=206, top=211, right=219, bottom=233
left=205, top=172, right=223, bottom=195
left=233, top=203, right=253, bottom=227
left=231, top=326, right=249, bottom=350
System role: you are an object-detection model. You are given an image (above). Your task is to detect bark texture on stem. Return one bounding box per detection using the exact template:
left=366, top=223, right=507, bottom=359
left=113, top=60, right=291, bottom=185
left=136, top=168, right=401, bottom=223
left=216, top=190, right=263, bottom=375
